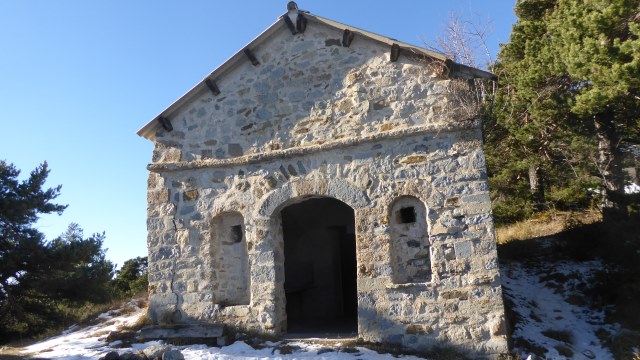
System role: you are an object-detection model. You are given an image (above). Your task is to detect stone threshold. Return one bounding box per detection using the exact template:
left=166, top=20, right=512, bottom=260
left=283, top=333, right=358, bottom=341
left=140, top=324, right=231, bottom=346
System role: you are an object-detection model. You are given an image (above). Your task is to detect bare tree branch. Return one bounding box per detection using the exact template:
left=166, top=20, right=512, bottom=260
left=423, top=11, right=498, bottom=118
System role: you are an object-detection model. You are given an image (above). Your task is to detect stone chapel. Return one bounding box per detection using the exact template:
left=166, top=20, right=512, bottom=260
left=137, top=3, right=508, bottom=356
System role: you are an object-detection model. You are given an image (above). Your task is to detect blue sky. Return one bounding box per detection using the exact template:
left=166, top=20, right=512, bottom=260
left=0, top=1, right=517, bottom=268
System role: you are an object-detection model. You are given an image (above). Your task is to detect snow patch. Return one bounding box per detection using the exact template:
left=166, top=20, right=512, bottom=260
left=501, top=259, right=617, bottom=359
left=23, top=300, right=146, bottom=359
left=625, top=182, right=640, bottom=194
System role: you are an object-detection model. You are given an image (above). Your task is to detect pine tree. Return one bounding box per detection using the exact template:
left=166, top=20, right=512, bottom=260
left=486, top=0, right=640, bottom=221
left=112, top=256, right=148, bottom=298
left=34, top=223, right=115, bottom=303
left=547, top=0, right=640, bottom=219
left=488, top=0, right=600, bottom=221
left=0, top=161, right=66, bottom=304
left=0, top=161, right=66, bottom=338
left=0, top=161, right=115, bottom=341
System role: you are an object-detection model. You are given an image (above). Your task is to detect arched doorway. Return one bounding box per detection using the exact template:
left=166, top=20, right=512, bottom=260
left=281, top=197, right=357, bottom=335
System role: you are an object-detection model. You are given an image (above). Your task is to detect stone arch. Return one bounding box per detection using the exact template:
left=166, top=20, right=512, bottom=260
left=388, top=195, right=432, bottom=284
left=250, top=177, right=369, bottom=334
left=208, top=190, right=252, bottom=219
left=255, top=177, right=370, bottom=219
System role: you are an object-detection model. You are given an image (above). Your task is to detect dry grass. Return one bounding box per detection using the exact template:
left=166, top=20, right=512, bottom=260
left=0, top=347, right=22, bottom=356
left=72, top=295, right=147, bottom=330
left=495, top=210, right=601, bottom=244
left=120, top=307, right=152, bottom=333
left=541, top=329, right=573, bottom=344
left=0, top=346, right=49, bottom=359
left=610, top=329, right=640, bottom=360
left=290, top=338, right=359, bottom=348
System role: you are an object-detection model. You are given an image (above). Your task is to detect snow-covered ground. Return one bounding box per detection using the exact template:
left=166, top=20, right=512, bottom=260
left=178, top=341, right=425, bottom=360
left=501, top=258, right=618, bottom=359
left=22, top=300, right=147, bottom=359
left=9, top=255, right=627, bottom=360
left=18, top=301, right=424, bottom=360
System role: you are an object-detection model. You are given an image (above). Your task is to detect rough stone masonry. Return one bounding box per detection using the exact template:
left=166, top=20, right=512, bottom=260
left=137, top=3, right=508, bottom=357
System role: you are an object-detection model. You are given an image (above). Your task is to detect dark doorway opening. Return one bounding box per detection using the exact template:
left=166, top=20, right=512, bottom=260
left=281, top=197, right=357, bottom=336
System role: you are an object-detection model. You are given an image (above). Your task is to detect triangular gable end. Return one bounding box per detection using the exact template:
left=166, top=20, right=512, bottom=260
left=136, top=4, right=494, bottom=141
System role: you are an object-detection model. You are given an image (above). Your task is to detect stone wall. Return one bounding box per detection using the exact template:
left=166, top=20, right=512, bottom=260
left=144, top=18, right=508, bottom=356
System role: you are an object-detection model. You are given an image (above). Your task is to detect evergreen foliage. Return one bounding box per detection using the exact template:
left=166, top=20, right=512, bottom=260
left=546, top=0, right=640, bottom=219
left=37, top=224, right=115, bottom=303
left=0, top=161, right=115, bottom=342
left=486, top=0, right=639, bottom=222
left=112, top=256, right=148, bottom=298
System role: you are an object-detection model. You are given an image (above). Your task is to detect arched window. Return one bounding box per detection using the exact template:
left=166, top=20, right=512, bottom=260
left=388, top=196, right=431, bottom=284
left=211, top=212, right=250, bottom=305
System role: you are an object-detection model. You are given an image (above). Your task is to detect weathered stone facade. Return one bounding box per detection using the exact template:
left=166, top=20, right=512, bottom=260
left=138, top=5, right=508, bottom=357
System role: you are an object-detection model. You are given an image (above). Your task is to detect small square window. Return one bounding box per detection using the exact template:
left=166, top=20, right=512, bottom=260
left=396, top=207, right=416, bottom=224
left=230, top=225, right=243, bottom=243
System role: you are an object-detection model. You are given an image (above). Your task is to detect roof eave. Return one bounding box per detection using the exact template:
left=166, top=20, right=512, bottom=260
left=136, top=16, right=287, bottom=141
left=449, top=62, right=497, bottom=80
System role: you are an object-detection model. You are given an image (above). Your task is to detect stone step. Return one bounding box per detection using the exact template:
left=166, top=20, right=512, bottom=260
left=140, top=324, right=225, bottom=340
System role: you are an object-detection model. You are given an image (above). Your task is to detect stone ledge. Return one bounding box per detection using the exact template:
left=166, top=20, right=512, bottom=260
left=148, top=121, right=480, bottom=172
left=386, top=282, right=432, bottom=290
left=140, top=324, right=224, bottom=340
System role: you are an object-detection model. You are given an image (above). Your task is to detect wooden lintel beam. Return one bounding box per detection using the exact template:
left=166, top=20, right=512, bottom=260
left=296, top=13, right=307, bottom=33
left=158, top=116, right=173, bottom=132
left=342, top=29, right=354, bottom=47
left=390, top=43, right=401, bottom=62
left=205, top=79, right=220, bottom=96
left=244, top=48, right=260, bottom=66
left=283, top=15, right=297, bottom=35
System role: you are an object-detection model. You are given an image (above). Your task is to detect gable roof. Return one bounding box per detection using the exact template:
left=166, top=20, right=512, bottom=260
left=137, top=6, right=495, bottom=141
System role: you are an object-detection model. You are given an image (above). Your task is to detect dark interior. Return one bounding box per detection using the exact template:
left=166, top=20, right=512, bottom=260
left=281, top=197, right=357, bottom=335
